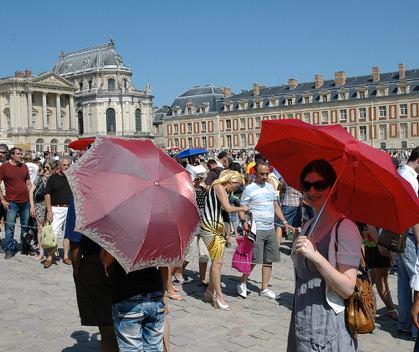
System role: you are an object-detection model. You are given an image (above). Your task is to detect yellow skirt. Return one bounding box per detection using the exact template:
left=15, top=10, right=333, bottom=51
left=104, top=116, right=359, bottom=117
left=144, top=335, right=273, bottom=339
left=200, top=227, right=226, bottom=261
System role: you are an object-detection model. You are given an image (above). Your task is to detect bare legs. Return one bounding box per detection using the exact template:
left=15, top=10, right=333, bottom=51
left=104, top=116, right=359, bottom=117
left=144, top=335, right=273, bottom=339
left=371, top=267, right=397, bottom=319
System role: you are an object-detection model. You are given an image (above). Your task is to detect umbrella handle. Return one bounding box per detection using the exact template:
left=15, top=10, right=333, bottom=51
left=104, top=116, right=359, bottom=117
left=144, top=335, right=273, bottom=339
left=307, top=165, right=346, bottom=238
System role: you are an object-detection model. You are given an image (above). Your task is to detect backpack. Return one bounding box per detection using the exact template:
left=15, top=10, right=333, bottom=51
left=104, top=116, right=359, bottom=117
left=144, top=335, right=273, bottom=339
left=34, top=178, right=46, bottom=203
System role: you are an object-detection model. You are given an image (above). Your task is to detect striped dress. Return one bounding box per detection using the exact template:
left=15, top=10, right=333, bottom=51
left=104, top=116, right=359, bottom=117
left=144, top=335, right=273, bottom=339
left=200, top=187, right=226, bottom=260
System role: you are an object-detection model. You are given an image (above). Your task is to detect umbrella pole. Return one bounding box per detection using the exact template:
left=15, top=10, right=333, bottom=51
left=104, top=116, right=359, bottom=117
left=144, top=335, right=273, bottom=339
left=307, top=165, right=346, bottom=238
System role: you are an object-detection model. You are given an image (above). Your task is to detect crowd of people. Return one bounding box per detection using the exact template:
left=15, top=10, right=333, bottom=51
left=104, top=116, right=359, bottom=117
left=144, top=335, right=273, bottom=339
left=0, top=143, right=418, bottom=351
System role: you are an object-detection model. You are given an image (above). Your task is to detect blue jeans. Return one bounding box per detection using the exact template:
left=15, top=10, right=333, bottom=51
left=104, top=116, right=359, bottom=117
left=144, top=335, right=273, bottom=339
left=3, top=202, right=30, bottom=253
left=397, top=233, right=418, bottom=337
left=112, top=291, right=165, bottom=352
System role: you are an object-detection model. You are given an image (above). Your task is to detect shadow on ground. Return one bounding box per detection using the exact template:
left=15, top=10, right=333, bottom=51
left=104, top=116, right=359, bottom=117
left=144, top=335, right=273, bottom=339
left=61, top=330, right=100, bottom=352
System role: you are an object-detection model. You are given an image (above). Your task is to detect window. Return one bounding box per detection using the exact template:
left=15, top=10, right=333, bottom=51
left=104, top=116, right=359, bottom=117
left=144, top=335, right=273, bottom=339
left=400, top=123, right=408, bottom=138
left=174, top=138, right=179, bottom=146
left=35, top=138, right=44, bottom=153
left=174, top=124, right=179, bottom=134
left=398, top=86, right=407, bottom=95
left=359, top=126, right=367, bottom=141
left=135, top=109, right=142, bottom=132
left=321, top=111, right=329, bottom=124
left=226, top=135, right=232, bottom=148
left=377, top=87, right=387, bottom=97
left=225, top=119, right=231, bottom=130
left=106, top=108, right=116, bottom=134
left=286, top=98, right=293, bottom=106
left=339, top=109, right=347, bottom=122
left=188, top=138, right=192, bottom=148
left=321, top=94, right=329, bottom=102
left=79, top=81, right=83, bottom=91
left=50, top=139, right=58, bottom=153
left=240, top=118, right=246, bottom=129
left=303, top=112, right=310, bottom=123
left=187, top=123, right=192, bottom=133
left=338, top=92, right=347, bottom=100
left=380, top=142, right=387, bottom=149
left=287, top=113, right=294, bottom=119
left=379, top=125, right=387, bottom=140
left=255, top=117, right=261, bottom=128
left=304, top=96, right=310, bottom=104
left=401, top=141, right=408, bottom=148
left=187, top=107, right=192, bottom=115
left=358, top=90, right=366, bottom=99
left=241, top=134, right=246, bottom=147
left=378, top=106, right=387, bottom=118
left=108, top=78, right=115, bottom=91
left=201, top=121, right=206, bottom=132
left=78, top=111, right=84, bottom=134
left=359, top=107, right=367, bottom=120
left=225, top=104, right=231, bottom=112
left=123, top=79, right=128, bottom=90
left=64, top=139, right=72, bottom=153
left=88, top=80, right=93, bottom=90
left=202, top=136, right=207, bottom=148
left=400, top=104, right=408, bottom=116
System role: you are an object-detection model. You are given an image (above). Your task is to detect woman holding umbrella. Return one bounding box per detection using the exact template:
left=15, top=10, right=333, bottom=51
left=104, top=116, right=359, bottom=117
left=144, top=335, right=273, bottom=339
left=287, top=159, right=362, bottom=351
left=201, top=170, right=248, bottom=310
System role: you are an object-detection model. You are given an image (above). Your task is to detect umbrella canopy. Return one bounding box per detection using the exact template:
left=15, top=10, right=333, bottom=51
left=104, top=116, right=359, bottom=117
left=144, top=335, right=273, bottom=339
left=66, top=136, right=200, bottom=273
left=178, top=148, right=209, bottom=159
left=68, top=138, right=96, bottom=150
left=256, top=119, right=419, bottom=233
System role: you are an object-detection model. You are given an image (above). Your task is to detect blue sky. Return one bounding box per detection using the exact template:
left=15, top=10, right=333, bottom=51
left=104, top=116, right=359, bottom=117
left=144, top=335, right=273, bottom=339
left=1, top=0, right=418, bottom=107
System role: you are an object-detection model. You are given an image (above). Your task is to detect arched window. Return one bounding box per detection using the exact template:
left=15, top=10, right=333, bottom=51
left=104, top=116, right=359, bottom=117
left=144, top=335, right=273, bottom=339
left=88, top=80, right=93, bottom=90
left=35, top=138, right=44, bottom=153
left=78, top=111, right=84, bottom=135
left=50, top=139, right=58, bottom=153
left=64, top=139, right=72, bottom=153
left=108, top=78, right=115, bottom=91
left=135, top=109, right=142, bottom=133
left=79, top=81, right=83, bottom=91
left=106, top=108, right=116, bottom=135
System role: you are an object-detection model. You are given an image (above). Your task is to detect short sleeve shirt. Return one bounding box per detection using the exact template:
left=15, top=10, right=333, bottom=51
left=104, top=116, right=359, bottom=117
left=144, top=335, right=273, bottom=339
left=240, top=182, right=277, bottom=231
left=0, top=162, right=30, bottom=203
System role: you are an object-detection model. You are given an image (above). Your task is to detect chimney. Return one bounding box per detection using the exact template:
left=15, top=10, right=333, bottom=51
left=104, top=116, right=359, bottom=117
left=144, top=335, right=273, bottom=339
left=288, top=78, right=298, bottom=89
left=372, top=66, right=380, bottom=82
left=335, top=71, right=346, bottom=86
left=24, top=69, right=31, bottom=78
left=399, top=63, right=406, bottom=79
left=314, top=74, right=324, bottom=89
left=15, top=71, right=23, bottom=78
left=253, top=83, right=260, bottom=96
left=223, top=86, right=232, bottom=98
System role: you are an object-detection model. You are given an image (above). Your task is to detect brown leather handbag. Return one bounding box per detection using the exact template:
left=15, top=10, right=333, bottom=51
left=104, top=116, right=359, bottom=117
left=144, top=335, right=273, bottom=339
left=336, top=219, right=376, bottom=335
left=378, top=229, right=407, bottom=253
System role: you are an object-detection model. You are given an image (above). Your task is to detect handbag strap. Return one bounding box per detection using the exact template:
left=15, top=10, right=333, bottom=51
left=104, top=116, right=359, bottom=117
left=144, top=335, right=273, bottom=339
left=335, top=218, right=367, bottom=272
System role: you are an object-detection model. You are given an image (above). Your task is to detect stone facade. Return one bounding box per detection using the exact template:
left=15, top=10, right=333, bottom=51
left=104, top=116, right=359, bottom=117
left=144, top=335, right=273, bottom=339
left=53, top=39, right=153, bottom=139
left=0, top=70, right=78, bottom=152
left=157, top=64, right=419, bottom=150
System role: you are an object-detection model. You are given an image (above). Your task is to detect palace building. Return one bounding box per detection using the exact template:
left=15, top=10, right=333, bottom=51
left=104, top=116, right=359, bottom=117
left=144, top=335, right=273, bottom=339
left=156, top=64, right=419, bottom=150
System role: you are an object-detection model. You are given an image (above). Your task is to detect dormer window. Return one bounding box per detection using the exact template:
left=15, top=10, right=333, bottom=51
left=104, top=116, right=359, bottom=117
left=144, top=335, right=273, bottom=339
left=254, top=98, right=263, bottom=109
left=303, top=95, right=312, bottom=104
left=200, top=102, right=209, bottom=114
left=337, top=89, right=348, bottom=101
left=320, top=91, right=330, bottom=103
left=376, top=85, right=388, bottom=97
left=172, top=106, right=180, bottom=117
left=397, top=83, right=409, bottom=95
left=285, top=95, right=295, bottom=106
left=238, top=100, right=248, bottom=111
left=268, top=97, right=279, bottom=107
left=357, top=87, right=368, bottom=99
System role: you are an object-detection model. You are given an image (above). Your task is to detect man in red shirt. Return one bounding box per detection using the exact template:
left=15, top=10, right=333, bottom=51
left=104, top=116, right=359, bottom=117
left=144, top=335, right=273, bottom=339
left=0, top=147, right=32, bottom=258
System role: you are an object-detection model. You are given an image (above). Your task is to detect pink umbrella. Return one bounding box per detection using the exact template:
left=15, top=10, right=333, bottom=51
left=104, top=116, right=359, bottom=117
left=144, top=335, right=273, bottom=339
left=66, top=136, right=200, bottom=273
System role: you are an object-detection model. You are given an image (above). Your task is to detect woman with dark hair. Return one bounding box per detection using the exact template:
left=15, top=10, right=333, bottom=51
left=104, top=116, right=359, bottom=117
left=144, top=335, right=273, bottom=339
left=287, top=159, right=362, bottom=351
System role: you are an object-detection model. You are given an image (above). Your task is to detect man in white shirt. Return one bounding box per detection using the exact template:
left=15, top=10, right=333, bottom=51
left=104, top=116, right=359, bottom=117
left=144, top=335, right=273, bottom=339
left=237, top=161, right=292, bottom=299
left=398, top=147, right=419, bottom=337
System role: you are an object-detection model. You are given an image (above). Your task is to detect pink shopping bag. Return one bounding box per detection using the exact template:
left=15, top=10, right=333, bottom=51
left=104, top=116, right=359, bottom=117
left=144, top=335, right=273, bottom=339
left=231, top=235, right=253, bottom=275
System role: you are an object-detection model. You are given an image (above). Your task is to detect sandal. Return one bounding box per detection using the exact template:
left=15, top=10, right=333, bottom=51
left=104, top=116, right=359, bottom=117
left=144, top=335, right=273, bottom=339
left=166, top=293, right=185, bottom=301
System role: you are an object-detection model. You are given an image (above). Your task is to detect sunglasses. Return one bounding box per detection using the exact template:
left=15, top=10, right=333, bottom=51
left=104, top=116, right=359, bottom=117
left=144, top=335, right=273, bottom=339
left=301, top=180, right=330, bottom=192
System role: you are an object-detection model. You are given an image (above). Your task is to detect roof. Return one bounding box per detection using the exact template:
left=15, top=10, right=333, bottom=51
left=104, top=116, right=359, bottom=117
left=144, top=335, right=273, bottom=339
left=52, top=39, right=129, bottom=76
left=167, top=84, right=225, bottom=116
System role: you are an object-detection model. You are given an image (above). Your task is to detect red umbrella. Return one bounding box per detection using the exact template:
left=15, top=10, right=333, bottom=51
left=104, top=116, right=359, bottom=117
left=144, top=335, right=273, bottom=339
left=68, top=138, right=96, bottom=150
left=256, top=119, right=419, bottom=234
left=66, top=136, right=200, bottom=273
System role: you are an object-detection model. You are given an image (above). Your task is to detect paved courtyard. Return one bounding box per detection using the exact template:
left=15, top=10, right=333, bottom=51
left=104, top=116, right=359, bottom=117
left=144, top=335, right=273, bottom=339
left=0, top=240, right=415, bottom=352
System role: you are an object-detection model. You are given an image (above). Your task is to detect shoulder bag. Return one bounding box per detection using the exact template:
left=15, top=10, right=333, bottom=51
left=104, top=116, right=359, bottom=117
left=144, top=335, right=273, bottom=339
left=335, top=218, right=376, bottom=335
left=40, top=222, right=57, bottom=249
left=378, top=229, right=407, bottom=253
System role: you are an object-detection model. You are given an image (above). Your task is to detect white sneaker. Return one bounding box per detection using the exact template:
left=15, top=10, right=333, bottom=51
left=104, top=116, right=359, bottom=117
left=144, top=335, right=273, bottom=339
left=237, top=283, right=247, bottom=299
left=260, top=288, right=280, bottom=300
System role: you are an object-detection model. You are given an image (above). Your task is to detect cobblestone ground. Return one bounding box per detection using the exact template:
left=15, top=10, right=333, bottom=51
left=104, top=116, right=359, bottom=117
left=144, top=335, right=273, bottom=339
left=0, top=239, right=415, bottom=352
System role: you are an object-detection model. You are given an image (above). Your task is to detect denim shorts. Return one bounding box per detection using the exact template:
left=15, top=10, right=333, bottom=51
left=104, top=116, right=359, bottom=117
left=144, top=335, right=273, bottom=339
left=112, top=291, right=165, bottom=352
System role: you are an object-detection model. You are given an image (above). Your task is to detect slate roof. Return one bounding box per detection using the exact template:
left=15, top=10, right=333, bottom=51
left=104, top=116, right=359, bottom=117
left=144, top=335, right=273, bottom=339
left=167, top=84, right=226, bottom=116
left=52, top=39, right=129, bottom=76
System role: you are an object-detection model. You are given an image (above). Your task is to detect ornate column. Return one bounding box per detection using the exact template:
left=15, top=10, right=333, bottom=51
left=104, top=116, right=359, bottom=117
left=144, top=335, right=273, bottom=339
left=56, top=94, right=61, bottom=129
left=69, top=95, right=75, bottom=131
left=42, top=93, right=48, bottom=129
left=27, top=91, right=33, bottom=128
